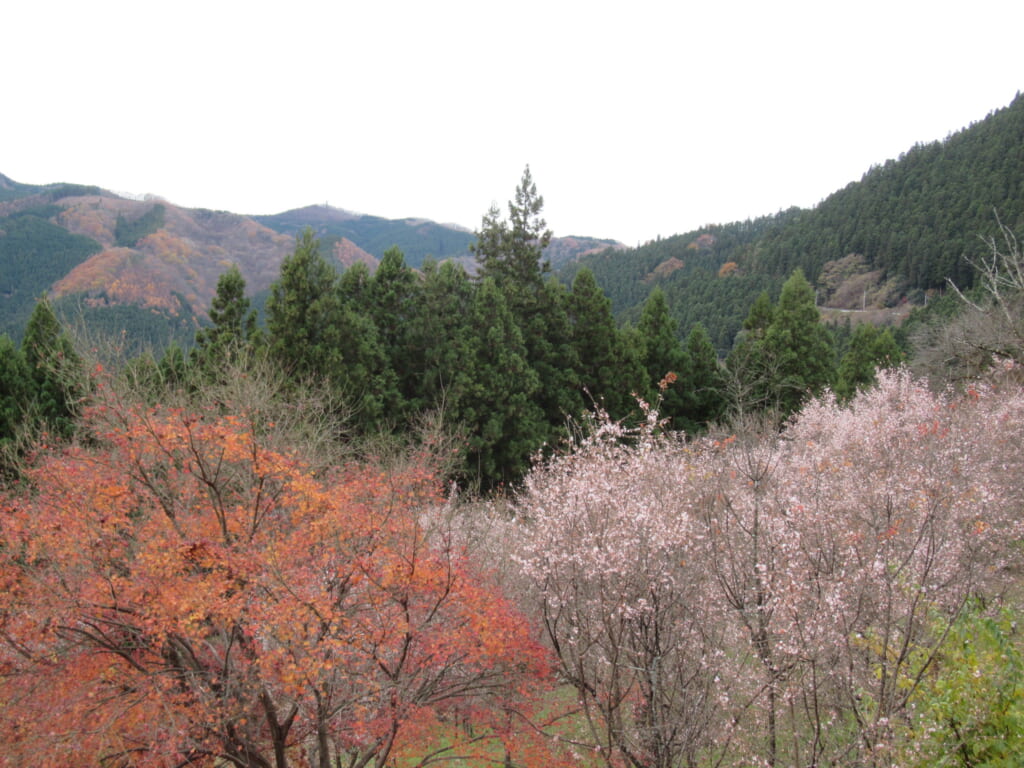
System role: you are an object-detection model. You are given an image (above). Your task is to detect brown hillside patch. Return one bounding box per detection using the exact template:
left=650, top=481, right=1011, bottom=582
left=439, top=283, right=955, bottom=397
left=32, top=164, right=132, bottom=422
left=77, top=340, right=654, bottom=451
left=50, top=197, right=293, bottom=317
left=645, top=257, right=685, bottom=281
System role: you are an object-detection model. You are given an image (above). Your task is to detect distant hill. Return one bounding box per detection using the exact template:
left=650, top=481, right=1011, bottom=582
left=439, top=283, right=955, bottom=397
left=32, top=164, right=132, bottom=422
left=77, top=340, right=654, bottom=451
left=0, top=183, right=621, bottom=349
left=563, top=91, right=1024, bottom=352
left=253, top=206, right=476, bottom=270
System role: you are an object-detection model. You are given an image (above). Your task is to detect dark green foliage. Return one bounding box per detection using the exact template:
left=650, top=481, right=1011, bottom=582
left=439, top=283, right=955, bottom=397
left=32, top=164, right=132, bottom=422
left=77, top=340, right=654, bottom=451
left=456, top=278, right=544, bottom=490
left=763, top=269, right=836, bottom=415
left=46, top=183, right=102, bottom=201
left=21, top=298, right=83, bottom=438
left=835, top=323, right=904, bottom=400
left=569, top=268, right=646, bottom=420
left=474, top=167, right=582, bottom=445
left=254, top=207, right=475, bottom=269
left=265, top=229, right=348, bottom=381
left=192, top=265, right=257, bottom=375
left=410, top=259, right=475, bottom=417
left=680, top=322, right=728, bottom=430
left=637, top=287, right=686, bottom=422
left=0, top=335, right=31, bottom=451
left=474, top=165, right=552, bottom=293
left=114, top=204, right=166, bottom=247
left=265, top=229, right=395, bottom=431
left=365, top=247, right=423, bottom=422
left=51, top=296, right=199, bottom=361
left=0, top=212, right=103, bottom=339
left=726, top=273, right=836, bottom=417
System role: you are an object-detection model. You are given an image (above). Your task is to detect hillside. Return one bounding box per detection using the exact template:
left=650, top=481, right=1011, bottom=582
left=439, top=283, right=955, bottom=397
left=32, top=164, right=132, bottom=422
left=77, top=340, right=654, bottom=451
left=564, top=91, right=1024, bottom=352
left=0, top=181, right=619, bottom=348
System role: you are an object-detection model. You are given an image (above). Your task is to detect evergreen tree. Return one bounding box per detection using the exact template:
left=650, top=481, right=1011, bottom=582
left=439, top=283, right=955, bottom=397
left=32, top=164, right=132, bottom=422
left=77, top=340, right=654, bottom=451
left=413, top=260, right=475, bottom=417
left=366, top=247, right=422, bottom=420
left=681, top=322, right=728, bottom=431
left=457, top=278, right=544, bottom=490
left=569, top=268, right=645, bottom=420
left=265, top=229, right=392, bottom=431
left=266, top=228, right=346, bottom=381
left=764, top=269, right=836, bottom=415
left=21, top=298, right=81, bottom=438
left=472, top=167, right=580, bottom=440
left=473, top=165, right=552, bottom=291
left=193, top=264, right=256, bottom=374
left=725, top=290, right=778, bottom=415
left=0, top=334, right=31, bottom=452
left=835, top=323, right=904, bottom=401
left=637, top=287, right=687, bottom=423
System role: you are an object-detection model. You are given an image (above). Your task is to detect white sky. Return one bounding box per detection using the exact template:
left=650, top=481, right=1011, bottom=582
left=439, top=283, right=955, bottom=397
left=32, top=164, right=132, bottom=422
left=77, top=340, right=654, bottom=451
left=4, top=1, right=1022, bottom=246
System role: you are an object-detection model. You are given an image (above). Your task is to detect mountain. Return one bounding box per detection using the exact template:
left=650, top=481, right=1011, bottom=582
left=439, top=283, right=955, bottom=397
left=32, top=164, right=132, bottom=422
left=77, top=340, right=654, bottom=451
left=0, top=183, right=619, bottom=348
left=253, top=206, right=476, bottom=270
left=564, top=91, right=1024, bottom=352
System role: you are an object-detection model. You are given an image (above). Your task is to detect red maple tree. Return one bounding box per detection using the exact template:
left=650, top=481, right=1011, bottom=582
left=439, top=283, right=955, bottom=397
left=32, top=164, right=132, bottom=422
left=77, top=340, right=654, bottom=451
left=0, top=389, right=562, bottom=768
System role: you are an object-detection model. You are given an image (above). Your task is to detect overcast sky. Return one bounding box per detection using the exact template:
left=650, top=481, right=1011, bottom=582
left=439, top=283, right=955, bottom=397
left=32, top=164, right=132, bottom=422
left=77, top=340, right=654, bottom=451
left=4, top=1, right=1022, bottom=246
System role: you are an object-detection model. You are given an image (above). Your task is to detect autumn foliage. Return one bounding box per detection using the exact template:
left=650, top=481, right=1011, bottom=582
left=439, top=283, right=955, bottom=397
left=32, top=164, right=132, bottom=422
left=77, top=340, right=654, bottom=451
left=0, top=386, right=559, bottom=768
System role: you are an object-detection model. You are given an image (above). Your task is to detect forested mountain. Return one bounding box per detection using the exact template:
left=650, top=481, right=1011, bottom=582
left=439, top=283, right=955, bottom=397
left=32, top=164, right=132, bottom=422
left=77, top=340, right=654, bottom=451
left=0, top=182, right=619, bottom=348
left=569, top=91, right=1024, bottom=352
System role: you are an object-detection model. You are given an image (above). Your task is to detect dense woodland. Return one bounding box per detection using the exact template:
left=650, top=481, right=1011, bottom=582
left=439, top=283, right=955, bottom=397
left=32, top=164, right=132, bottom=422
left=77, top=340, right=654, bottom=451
left=3, top=95, right=1024, bottom=766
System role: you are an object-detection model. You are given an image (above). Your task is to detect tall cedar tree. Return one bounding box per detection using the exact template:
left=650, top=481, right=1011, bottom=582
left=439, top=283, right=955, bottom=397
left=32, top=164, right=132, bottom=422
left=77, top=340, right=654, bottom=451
left=366, top=247, right=422, bottom=421
left=457, top=277, right=544, bottom=490
left=473, top=166, right=580, bottom=443
left=412, top=259, right=475, bottom=418
left=569, top=268, right=646, bottom=420
left=763, top=268, right=835, bottom=415
left=266, top=229, right=392, bottom=431
left=681, top=322, right=728, bottom=430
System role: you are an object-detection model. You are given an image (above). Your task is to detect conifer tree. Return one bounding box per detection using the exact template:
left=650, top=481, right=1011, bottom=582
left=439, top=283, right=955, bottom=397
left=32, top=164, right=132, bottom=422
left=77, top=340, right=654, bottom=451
left=681, top=322, right=728, bottom=431
left=569, top=268, right=645, bottom=420
left=0, top=335, right=31, bottom=452
left=473, top=165, right=552, bottom=292
left=473, top=167, right=579, bottom=439
left=21, top=298, right=81, bottom=437
left=266, top=229, right=393, bottom=431
left=193, top=264, right=256, bottom=374
left=457, top=277, right=544, bottom=490
left=367, top=247, right=422, bottom=420
left=413, top=260, right=475, bottom=417
left=836, top=323, right=903, bottom=400
left=764, top=269, right=835, bottom=415
left=638, top=287, right=687, bottom=423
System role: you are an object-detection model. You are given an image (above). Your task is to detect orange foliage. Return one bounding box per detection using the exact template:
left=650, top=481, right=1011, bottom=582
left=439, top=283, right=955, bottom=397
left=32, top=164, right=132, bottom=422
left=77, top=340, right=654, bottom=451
left=718, top=260, right=739, bottom=277
left=0, top=389, right=567, bottom=767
